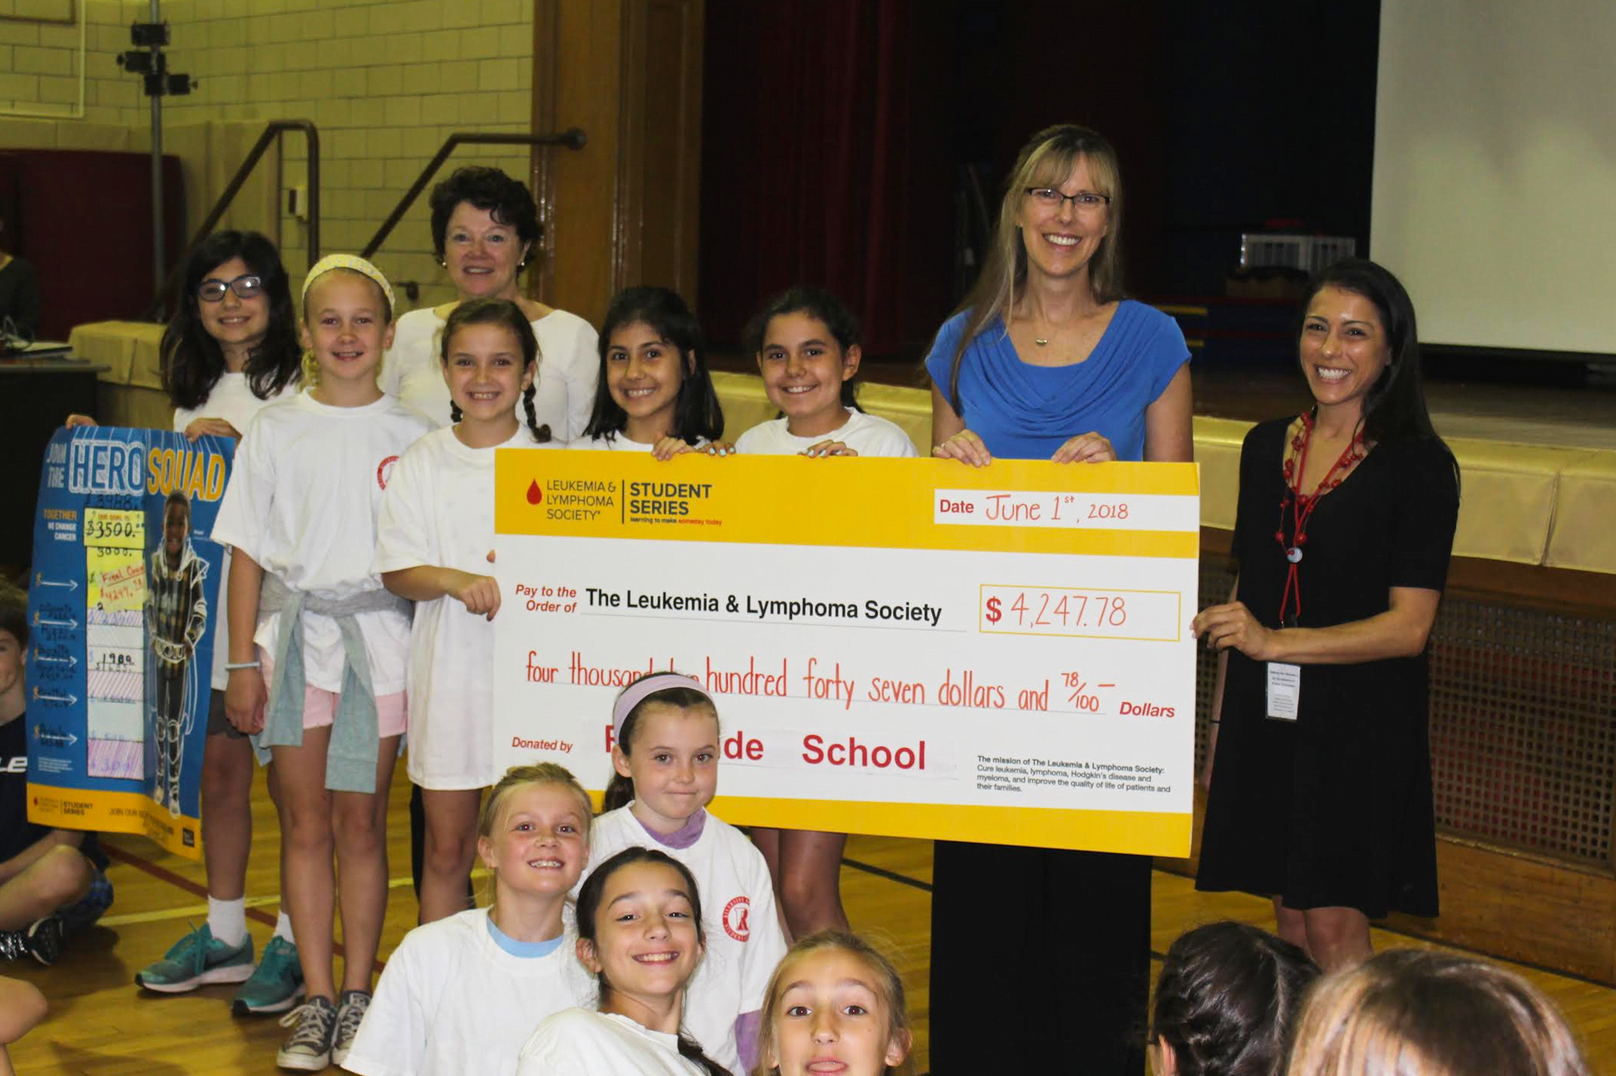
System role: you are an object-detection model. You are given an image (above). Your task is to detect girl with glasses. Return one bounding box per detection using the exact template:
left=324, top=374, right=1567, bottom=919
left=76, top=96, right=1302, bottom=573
left=66, top=230, right=308, bottom=1018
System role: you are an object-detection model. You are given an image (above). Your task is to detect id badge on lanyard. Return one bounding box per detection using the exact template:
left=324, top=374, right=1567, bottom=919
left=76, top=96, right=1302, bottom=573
left=1266, top=663, right=1300, bottom=721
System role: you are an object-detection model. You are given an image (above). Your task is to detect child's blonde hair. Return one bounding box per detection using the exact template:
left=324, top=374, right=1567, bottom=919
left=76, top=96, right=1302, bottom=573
left=1285, top=949, right=1591, bottom=1076
left=754, top=931, right=915, bottom=1076
left=477, top=763, right=594, bottom=845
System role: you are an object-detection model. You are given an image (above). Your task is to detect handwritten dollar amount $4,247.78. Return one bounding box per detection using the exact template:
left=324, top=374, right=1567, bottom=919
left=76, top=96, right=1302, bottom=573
left=978, top=585, right=1184, bottom=642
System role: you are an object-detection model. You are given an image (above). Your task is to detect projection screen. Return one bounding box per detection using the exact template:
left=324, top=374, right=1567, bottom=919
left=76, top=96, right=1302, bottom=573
left=1371, top=1, right=1616, bottom=357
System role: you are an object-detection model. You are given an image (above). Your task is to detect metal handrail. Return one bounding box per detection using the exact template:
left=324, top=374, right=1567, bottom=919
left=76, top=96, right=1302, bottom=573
left=145, top=119, right=320, bottom=321
left=359, top=128, right=587, bottom=260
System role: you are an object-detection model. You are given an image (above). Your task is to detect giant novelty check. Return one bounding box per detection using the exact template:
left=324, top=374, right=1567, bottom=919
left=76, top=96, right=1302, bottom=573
left=491, top=453, right=1198, bottom=855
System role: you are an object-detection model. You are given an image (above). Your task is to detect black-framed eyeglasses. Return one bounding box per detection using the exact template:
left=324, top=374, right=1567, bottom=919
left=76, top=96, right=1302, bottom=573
left=1024, top=187, right=1111, bottom=211
left=198, top=274, right=263, bottom=302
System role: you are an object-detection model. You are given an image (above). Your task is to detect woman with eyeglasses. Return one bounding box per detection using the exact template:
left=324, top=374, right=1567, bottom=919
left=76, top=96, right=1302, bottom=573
left=377, top=166, right=598, bottom=923
left=66, top=230, right=308, bottom=1017
left=380, top=166, right=598, bottom=435
left=922, top=123, right=1192, bottom=1073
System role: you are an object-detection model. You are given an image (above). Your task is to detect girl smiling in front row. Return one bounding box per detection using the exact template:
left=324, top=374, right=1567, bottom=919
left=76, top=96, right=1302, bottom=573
left=519, top=848, right=730, bottom=1076
left=342, top=765, right=595, bottom=1076
left=584, top=674, right=786, bottom=1075
left=571, top=286, right=731, bottom=459
left=376, top=299, right=556, bottom=925
left=756, top=931, right=915, bottom=1076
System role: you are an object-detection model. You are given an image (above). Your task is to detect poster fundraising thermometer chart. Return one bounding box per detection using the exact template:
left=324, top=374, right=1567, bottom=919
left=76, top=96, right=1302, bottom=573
left=491, top=451, right=1200, bottom=856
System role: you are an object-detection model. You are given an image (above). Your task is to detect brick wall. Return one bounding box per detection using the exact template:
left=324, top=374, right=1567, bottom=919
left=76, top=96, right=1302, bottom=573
left=0, top=0, right=130, bottom=122
left=2, top=0, right=537, bottom=313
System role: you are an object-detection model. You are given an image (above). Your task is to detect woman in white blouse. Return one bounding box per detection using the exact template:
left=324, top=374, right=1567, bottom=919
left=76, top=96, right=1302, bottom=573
left=381, top=166, right=598, bottom=437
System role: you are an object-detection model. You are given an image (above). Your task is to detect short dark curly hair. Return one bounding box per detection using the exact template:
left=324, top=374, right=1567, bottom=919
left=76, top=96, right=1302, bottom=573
left=427, top=166, right=541, bottom=263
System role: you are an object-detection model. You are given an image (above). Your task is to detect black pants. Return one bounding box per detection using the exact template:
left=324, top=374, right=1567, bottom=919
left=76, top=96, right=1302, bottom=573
left=929, top=843, right=1150, bottom=1074
left=409, top=784, right=475, bottom=910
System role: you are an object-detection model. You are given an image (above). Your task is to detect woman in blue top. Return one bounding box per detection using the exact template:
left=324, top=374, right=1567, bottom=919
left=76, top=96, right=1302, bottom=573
left=923, top=123, right=1192, bottom=1073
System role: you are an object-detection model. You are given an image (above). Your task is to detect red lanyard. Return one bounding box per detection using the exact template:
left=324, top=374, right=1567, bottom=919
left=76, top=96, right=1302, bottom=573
left=1275, top=412, right=1364, bottom=626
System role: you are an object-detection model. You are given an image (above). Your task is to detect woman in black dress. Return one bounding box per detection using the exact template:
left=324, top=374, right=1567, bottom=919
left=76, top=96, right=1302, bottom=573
left=1194, top=259, right=1459, bottom=970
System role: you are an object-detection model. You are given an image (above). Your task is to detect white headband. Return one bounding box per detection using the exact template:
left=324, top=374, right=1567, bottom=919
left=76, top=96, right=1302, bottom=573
left=302, top=253, right=395, bottom=313
left=612, top=672, right=710, bottom=739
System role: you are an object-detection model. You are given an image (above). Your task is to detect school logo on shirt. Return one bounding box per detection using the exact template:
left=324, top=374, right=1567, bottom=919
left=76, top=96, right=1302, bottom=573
left=376, top=455, right=400, bottom=489
left=722, top=896, right=751, bottom=942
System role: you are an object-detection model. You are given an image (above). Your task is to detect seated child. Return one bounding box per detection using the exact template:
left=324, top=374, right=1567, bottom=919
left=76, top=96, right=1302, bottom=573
left=519, top=848, right=728, bottom=1075
left=1149, top=921, right=1318, bottom=1076
left=1284, top=948, right=1592, bottom=1076
left=0, top=582, right=113, bottom=966
left=342, top=765, right=595, bottom=1076
left=754, top=930, right=914, bottom=1076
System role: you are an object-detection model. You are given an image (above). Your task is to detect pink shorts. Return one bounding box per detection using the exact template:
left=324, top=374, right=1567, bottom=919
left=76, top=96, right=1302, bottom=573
left=259, top=650, right=407, bottom=738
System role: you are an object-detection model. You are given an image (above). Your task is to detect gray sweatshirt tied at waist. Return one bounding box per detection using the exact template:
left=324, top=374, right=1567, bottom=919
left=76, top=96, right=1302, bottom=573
left=253, top=573, right=410, bottom=792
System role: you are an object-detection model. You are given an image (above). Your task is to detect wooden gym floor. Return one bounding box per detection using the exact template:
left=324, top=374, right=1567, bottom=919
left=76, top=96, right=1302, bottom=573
left=8, top=762, right=1616, bottom=1074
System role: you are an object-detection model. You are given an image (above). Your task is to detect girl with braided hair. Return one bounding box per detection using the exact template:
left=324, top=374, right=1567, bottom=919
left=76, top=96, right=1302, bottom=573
left=376, top=298, right=557, bottom=924
left=520, top=847, right=732, bottom=1076
left=1149, top=921, right=1319, bottom=1076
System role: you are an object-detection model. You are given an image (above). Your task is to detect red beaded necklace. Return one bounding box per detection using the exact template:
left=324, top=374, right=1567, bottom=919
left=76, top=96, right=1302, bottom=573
left=1275, top=410, right=1366, bottom=625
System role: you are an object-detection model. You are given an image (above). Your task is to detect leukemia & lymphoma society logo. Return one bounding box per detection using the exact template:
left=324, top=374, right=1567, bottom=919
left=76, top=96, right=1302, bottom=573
left=722, top=895, right=751, bottom=942
left=376, top=455, right=400, bottom=489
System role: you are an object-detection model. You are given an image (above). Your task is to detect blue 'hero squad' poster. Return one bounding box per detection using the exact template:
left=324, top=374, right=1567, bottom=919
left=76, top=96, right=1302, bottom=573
left=26, top=426, right=234, bottom=859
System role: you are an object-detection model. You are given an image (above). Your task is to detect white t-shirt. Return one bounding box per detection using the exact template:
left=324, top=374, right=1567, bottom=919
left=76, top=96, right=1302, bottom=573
left=343, top=908, right=593, bottom=1076
left=173, top=371, right=299, bottom=691
left=171, top=370, right=300, bottom=437
left=565, top=434, right=709, bottom=452
left=374, top=426, right=559, bottom=788
left=382, top=305, right=599, bottom=440
left=517, top=1010, right=706, bottom=1076
left=734, top=408, right=918, bottom=457
left=211, top=391, right=432, bottom=694
left=582, top=808, right=787, bottom=1073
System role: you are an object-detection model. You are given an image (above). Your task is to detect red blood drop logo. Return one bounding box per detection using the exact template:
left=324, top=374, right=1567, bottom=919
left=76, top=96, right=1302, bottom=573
left=527, top=480, right=542, bottom=504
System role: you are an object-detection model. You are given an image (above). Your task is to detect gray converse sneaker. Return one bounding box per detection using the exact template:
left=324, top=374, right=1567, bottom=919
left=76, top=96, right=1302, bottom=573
left=330, top=989, right=371, bottom=1066
left=276, top=996, right=337, bottom=1071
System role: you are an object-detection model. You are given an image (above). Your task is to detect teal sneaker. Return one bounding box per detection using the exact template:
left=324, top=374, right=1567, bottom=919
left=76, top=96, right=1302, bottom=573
left=135, top=923, right=254, bottom=992
left=233, top=935, right=306, bottom=1015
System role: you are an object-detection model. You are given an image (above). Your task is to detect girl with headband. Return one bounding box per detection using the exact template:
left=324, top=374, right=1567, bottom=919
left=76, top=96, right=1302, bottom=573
left=213, top=254, right=433, bottom=1071
left=580, top=672, right=787, bottom=1074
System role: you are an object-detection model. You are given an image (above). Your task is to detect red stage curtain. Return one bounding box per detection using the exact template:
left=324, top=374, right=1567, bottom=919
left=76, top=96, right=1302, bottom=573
left=700, top=0, right=913, bottom=355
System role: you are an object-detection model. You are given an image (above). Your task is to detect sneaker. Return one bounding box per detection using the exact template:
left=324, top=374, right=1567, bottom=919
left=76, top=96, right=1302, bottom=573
left=25, top=917, right=63, bottom=965
left=0, top=918, right=63, bottom=965
left=276, top=996, right=338, bottom=1071
left=330, top=989, right=371, bottom=1066
left=233, top=936, right=306, bottom=1015
left=135, top=923, right=254, bottom=992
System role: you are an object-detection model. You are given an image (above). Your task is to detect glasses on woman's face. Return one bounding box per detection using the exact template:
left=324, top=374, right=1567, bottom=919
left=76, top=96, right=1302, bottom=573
left=1024, top=187, right=1110, bottom=213
left=198, top=274, right=264, bottom=302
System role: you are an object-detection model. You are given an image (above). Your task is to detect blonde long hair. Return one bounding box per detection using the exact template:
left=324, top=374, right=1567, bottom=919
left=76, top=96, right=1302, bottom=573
left=1285, top=949, right=1592, bottom=1076
left=939, top=123, right=1125, bottom=418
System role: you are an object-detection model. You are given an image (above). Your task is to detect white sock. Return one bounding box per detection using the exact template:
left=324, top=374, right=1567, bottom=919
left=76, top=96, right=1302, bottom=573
left=274, top=910, right=296, bottom=945
left=207, top=897, right=248, bottom=948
